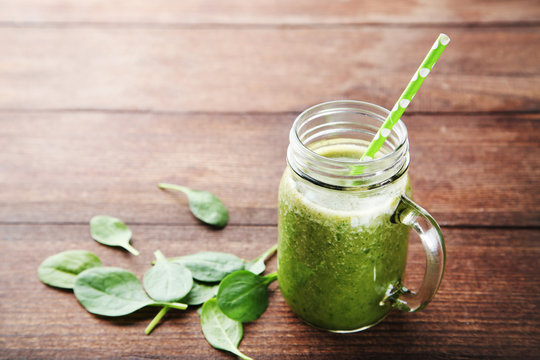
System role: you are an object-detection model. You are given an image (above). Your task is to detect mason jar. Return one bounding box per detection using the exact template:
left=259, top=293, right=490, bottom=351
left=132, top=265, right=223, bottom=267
left=277, top=100, right=445, bottom=332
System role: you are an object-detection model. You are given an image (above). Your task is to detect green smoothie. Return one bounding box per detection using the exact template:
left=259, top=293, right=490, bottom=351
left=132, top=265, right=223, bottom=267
left=277, top=144, right=411, bottom=331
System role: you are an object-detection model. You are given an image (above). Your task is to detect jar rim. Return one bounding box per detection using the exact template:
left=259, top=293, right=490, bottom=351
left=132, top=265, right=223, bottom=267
left=292, top=100, right=408, bottom=163
left=288, top=100, right=410, bottom=189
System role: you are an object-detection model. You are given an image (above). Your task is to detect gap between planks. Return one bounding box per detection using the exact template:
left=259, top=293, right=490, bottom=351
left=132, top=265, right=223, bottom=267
left=0, top=20, right=539, bottom=29
left=0, top=221, right=538, bottom=230
left=0, top=108, right=539, bottom=117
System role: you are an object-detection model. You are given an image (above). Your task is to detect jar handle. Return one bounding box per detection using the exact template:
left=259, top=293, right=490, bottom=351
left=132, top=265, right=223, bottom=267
left=382, top=195, right=446, bottom=312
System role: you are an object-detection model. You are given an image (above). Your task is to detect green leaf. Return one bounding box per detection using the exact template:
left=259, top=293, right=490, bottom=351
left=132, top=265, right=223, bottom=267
left=181, top=280, right=219, bottom=306
left=244, top=243, right=277, bottom=275
left=144, top=250, right=193, bottom=302
left=74, top=267, right=154, bottom=316
left=73, top=267, right=187, bottom=317
left=158, top=183, right=228, bottom=228
left=37, top=250, right=102, bottom=289
left=217, top=270, right=278, bottom=323
left=90, top=215, right=139, bottom=256
left=172, top=251, right=244, bottom=282
left=244, top=259, right=265, bottom=276
left=201, top=298, right=253, bottom=360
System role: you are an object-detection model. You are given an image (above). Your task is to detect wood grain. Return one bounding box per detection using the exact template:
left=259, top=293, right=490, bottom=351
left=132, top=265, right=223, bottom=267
left=1, top=1, right=538, bottom=358
left=1, top=225, right=538, bottom=359
left=0, top=27, right=538, bottom=113
left=1, top=112, right=539, bottom=227
left=0, top=0, right=538, bottom=24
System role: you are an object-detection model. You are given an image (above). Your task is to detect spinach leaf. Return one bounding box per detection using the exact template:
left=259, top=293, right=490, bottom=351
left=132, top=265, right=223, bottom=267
left=244, top=243, right=277, bottom=275
left=38, top=250, right=102, bottom=289
left=90, top=215, right=139, bottom=256
left=144, top=250, right=193, bottom=302
left=143, top=250, right=194, bottom=335
left=217, top=270, right=278, bottom=323
left=74, top=267, right=187, bottom=317
left=172, top=251, right=244, bottom=282
left=200, top=298, right=253, bottom=360
left=181, top=280, right=219, bottom=306
left=158, top=183, right=228, bottom=228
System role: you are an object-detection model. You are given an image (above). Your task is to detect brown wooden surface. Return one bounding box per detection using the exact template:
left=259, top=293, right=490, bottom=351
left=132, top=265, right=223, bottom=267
left=1, top=27, right=539, bottom=113
left=1, top=1, right=539, bottom=359
left=1, top=0, right=539, bottom=24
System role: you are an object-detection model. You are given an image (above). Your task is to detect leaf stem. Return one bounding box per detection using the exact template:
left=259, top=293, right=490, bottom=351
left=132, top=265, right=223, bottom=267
left=152, top=302, right=188, bottom=310
left=235, top=350, right=254, bottom=360
left=123, top=243, right=140, bottom=256
left=154, top=249, right=167, bottom=263
left=158, top=183, right=190, bottom=194
left=263, top=272, right=278, bottom=284
left=145, top=306, right=170, bottom=335
left=257, top=243, right=278, bottom=263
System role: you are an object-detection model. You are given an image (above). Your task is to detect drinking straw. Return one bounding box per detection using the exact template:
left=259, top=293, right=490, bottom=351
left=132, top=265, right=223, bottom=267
left=360, top=33, right=451, bottom=161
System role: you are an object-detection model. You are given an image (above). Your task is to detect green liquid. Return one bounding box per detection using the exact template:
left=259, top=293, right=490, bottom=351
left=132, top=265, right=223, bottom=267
left=277, top=145, right=410, bottom=331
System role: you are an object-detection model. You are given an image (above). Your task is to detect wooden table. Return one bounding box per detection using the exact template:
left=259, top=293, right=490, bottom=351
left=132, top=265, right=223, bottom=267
left=1, top=1, right=539, bottom=359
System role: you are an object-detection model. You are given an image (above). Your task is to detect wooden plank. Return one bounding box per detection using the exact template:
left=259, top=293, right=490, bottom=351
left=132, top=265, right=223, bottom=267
left=1, top=225, right=539, bottom=359
left=1, top=112, right=539, bottom=227
left=408, top=112, right=540, bottom=227
left=0, top=0, right=538, bottom=24
left=0, top=27, right=538, bottom=113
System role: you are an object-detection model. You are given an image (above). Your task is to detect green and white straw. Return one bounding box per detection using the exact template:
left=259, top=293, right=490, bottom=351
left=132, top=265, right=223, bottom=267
left=360, top=33, right=451, bottom=161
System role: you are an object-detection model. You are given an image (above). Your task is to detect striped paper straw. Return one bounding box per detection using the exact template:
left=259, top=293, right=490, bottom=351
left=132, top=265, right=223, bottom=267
left=360, top=33, right=451, bottom=161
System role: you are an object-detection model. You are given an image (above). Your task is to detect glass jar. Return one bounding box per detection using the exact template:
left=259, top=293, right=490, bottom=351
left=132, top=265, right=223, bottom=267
left=277, top=100, right=445, bottom=332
